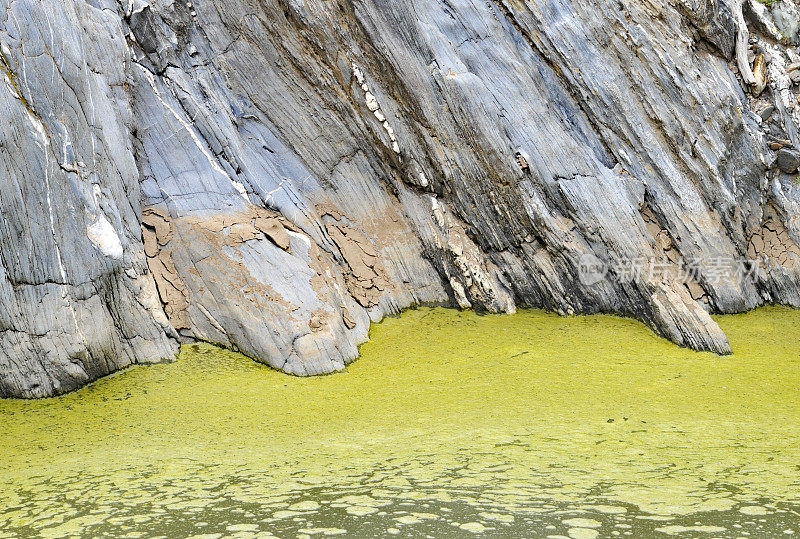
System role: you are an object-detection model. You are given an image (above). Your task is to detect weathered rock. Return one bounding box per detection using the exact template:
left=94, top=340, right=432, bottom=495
left=0, top=0, right=178, bottom=398
left=752, top=53, right=768, bottom=95
left=3, top=0, right=800, bottom=396
left=777, top=149, right=800, bottom=173
left=746, top=0, right=800, bottom=45
left=679, top=0, right=737, bottom=57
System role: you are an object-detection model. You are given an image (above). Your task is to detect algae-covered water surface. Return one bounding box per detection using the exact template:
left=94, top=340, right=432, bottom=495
left=1, top=307, right=799, bottom=538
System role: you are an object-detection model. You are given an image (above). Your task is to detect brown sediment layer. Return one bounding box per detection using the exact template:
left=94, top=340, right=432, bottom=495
left=318, top=205, right=392, bottom=309
left=748, top=205, right=800, bottom=271
left=640, top=205, right=710, bottom=306
left=142, top=208, right=190, bottom=331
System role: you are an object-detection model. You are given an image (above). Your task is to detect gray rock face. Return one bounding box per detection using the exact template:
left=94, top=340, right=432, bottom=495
left=0, top=0, right=178, bottom=398
left=2, top=0, right=800, bottom=397
left=777, top=148, right=800, bottom=173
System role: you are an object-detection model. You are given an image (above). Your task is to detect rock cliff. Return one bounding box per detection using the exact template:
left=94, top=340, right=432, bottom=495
left=1, top=0, right=799, bottom=397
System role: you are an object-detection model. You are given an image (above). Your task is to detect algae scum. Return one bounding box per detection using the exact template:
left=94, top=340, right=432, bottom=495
left=1, top=308, right=800, bottom=538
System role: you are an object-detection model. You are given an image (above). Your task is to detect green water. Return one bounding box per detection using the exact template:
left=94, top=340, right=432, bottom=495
left=1, top=307, right=799, bottom=538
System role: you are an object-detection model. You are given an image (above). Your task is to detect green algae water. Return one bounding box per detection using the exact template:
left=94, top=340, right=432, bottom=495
left=1, top=307, right=799, bottom=538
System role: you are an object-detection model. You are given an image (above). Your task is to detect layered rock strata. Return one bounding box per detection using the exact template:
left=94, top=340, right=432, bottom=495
left=2, top=0, right=800, bottom=396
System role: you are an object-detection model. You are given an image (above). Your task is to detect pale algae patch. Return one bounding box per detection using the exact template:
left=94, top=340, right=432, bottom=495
left=1, top=307, right=800, bottom=537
